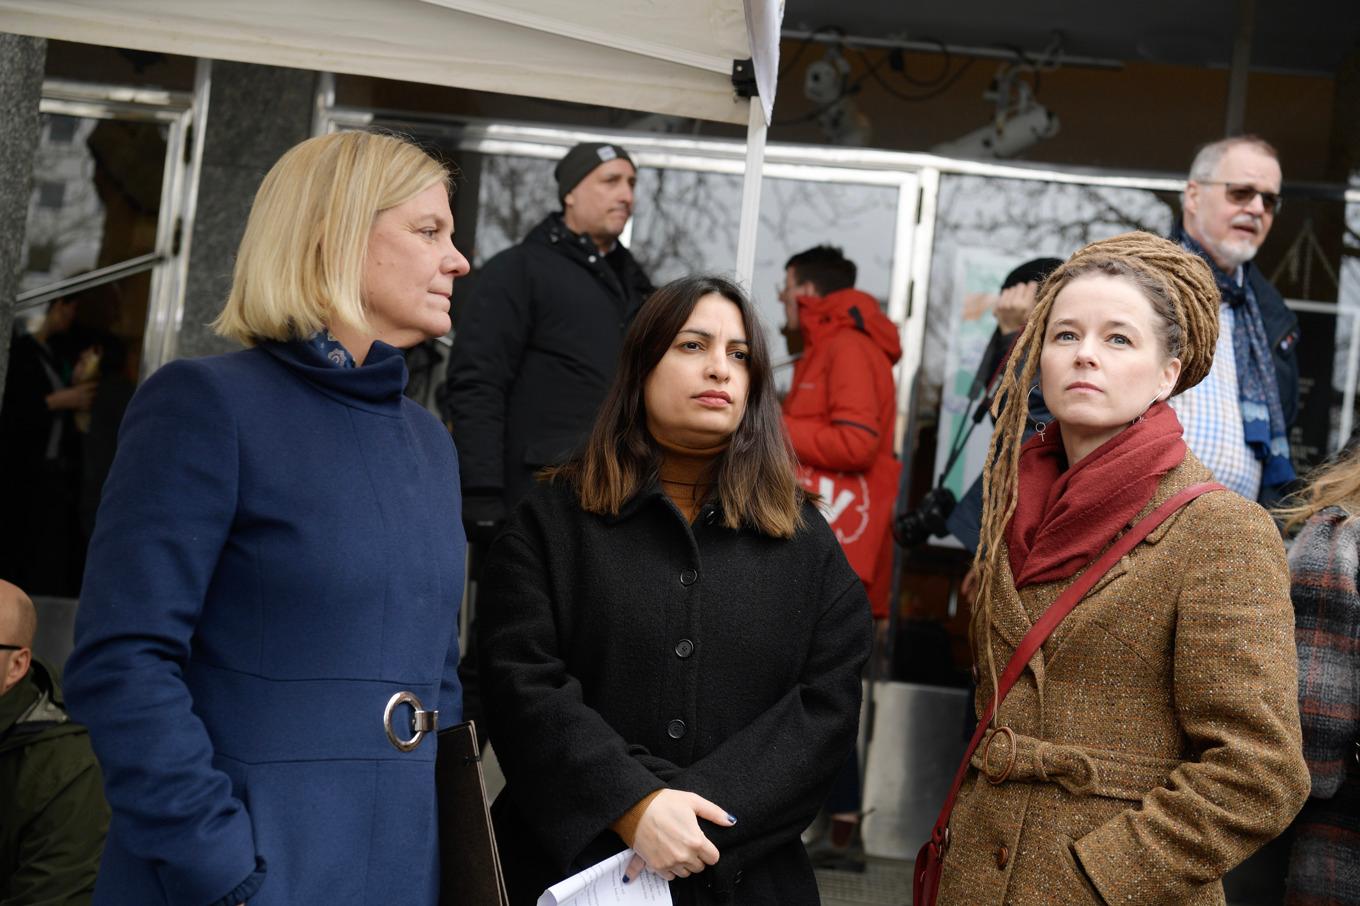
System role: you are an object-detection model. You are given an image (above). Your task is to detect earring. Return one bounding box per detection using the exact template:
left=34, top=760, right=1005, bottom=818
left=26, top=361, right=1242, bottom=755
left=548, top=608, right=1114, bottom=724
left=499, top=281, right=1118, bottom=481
left=1033, top=419, right=1048, bottom=440
left=1132, top=393, right=1163, bottom=425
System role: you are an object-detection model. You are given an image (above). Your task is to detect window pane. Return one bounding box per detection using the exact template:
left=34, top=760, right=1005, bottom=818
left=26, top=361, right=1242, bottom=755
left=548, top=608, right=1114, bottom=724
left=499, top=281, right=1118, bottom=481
left=924, top=174, right=1177, bottom=497
left=470, top=153, right=558, bottom=266
left=631, top=169, right=901, bottom=390
left=3, top=272, right=152, bottom=597
left=22, top=115, right=167, bottom=294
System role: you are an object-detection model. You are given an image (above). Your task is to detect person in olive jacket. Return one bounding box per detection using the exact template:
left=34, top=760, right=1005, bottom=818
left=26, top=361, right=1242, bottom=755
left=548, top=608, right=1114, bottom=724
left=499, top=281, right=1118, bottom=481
left=479, top=275, right=873, bottom=906
left=0, top=579, right=109, bottom=904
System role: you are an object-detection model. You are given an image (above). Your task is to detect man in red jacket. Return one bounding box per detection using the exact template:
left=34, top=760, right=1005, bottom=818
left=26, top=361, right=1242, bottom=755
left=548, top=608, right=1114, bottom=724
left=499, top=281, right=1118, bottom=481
left=780, top=245, right=902, bottom=618
left=780, top=246, right=901, bottom=868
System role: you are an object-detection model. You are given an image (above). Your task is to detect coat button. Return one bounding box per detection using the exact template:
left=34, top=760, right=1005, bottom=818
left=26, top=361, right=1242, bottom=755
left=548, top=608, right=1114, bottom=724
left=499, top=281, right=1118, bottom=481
left=674, top=639, right=694, bottom=658
left=679, top=568, right=698, bottom=586
left=995, top=844, right=1009, bottom=868
left=667, top=719, right=686, bottom=739
left=971, top=664, right=979, bottom=684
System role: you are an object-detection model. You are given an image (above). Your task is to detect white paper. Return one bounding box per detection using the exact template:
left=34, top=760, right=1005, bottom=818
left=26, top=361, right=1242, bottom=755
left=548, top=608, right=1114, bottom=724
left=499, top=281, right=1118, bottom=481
left=536, top=849, right=673, bottom=906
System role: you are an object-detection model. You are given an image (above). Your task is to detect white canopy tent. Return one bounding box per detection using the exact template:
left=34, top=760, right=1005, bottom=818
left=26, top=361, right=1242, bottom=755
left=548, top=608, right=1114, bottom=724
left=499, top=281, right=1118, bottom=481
left=1, top=0, right=781, bottom=285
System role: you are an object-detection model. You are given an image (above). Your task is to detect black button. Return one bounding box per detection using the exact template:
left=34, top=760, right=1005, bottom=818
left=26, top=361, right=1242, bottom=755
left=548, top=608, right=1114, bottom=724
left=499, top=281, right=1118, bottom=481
left=675, top=639, right=695, bottom=658
left=703, top=508, right=718, bottom=525
left=679, top=568, right=698, bottom=586
left=667, top=719, right=686, bottom=739
left=734, top=870, right=744, bottom=885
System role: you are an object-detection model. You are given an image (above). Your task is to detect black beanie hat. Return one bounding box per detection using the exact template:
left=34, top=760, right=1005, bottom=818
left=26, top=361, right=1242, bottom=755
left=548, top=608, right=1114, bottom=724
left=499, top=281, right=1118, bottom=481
left=555, top=142, right=635, bottom=202
left=1001, top=257, right=1064, bottom=291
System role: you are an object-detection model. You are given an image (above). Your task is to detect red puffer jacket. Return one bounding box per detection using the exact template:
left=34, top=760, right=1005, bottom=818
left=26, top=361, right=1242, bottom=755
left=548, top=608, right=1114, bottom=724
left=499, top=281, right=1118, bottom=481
left=783, top=288, right=902, bottom=617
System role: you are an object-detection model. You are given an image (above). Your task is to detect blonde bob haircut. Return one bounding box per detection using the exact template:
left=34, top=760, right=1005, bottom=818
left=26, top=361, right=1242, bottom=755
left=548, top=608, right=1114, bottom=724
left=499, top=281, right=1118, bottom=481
left=212, top=131, right=450, bottom=345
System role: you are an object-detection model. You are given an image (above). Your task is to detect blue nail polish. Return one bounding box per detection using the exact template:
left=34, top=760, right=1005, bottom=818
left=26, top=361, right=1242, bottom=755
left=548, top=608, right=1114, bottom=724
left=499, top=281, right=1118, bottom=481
left=727, top=813, right=738, bottom=825
left=622, top=874, right=631, bottom=884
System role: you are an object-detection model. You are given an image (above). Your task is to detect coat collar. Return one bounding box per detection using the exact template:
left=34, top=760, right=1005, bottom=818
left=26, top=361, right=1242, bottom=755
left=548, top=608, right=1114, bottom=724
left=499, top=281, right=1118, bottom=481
left=603, top=478, right=724, bottom=530
left=0, top=659, right=68, bottom=744
left=796, top=288, right=902, bottom=363
left=986, top=453, right=1213, bottom=655
left=260, top=338, right=409, bottom=417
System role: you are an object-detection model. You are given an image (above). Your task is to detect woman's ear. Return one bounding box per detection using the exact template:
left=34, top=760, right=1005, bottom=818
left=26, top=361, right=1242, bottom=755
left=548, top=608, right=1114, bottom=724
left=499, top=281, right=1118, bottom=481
left=1160, top=357, right=1183, bottom=400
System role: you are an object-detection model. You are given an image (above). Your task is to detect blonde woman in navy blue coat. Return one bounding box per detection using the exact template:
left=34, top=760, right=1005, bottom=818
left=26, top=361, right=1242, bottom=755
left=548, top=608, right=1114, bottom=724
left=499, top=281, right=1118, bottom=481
left=64, top=132, right=470, bottom=906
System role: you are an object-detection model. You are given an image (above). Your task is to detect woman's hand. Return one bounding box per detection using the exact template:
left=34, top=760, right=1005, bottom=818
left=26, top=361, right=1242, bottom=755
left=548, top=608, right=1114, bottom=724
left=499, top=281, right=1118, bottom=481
left=622, top=790, right=734, bottom=883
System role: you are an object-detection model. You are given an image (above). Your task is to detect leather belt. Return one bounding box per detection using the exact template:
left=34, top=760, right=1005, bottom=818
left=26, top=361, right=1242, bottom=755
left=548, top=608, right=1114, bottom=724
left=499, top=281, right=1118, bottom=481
left=971, top=727, right=1180, bottom=800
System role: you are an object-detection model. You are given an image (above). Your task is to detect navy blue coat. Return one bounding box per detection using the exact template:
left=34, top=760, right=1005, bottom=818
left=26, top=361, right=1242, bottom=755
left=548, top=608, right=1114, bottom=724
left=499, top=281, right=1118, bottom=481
left=64, top=340, right=464, bottom=906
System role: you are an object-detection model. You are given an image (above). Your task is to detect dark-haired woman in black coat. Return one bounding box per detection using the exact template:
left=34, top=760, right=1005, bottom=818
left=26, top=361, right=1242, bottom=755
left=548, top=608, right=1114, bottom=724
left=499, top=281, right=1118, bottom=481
left=479, top=275, right=873, bottom=906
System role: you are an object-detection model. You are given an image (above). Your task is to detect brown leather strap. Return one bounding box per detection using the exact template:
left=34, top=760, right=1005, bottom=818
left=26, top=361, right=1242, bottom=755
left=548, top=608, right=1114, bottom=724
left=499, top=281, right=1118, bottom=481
left=921, top=481, right=1225, bottom=861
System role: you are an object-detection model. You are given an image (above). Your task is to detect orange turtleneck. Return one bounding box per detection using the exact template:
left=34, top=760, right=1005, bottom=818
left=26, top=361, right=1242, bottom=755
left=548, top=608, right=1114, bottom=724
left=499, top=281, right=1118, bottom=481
left=654, top=434, right=728, bottom=523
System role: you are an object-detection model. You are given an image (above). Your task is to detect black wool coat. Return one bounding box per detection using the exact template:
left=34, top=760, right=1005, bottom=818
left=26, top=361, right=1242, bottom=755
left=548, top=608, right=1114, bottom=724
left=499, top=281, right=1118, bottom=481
left=478, top=480, right=873, bottom=906
left=442, top=215, right=654, bottom=508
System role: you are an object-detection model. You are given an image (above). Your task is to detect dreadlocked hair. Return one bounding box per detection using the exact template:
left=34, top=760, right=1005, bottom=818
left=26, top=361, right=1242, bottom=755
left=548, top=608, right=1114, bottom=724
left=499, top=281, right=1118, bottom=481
left=969, top=231, right=1220, bottom=715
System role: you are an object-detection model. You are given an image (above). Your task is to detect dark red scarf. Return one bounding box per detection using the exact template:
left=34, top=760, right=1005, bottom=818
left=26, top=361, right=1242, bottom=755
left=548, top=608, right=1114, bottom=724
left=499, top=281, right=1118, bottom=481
left=1006, top=402, right=1187, bottom=588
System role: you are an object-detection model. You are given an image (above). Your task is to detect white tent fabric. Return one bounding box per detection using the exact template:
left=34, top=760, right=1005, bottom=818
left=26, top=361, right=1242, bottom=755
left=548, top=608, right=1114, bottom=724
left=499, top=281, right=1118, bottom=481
left=2, top=0, right=781, bottom=285
left=0, top=0, right=760, bottom=125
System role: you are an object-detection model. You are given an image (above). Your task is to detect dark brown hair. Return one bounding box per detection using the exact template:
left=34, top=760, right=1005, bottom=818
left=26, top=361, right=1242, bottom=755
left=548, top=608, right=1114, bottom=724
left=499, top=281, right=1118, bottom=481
left=785, top=245, right=857, bottom=296
left=546, top=275, right=804, bottom=537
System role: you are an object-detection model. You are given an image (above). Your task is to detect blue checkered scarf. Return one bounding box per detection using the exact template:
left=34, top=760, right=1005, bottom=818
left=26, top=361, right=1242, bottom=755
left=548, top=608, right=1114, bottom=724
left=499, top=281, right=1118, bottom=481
left=1176, top=228, right=1295, bottom=488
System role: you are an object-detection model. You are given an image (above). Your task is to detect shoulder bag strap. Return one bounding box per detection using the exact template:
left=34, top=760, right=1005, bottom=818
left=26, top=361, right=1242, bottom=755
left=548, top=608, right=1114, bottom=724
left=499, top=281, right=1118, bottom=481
left=921, top=481, right=1226, bottom=859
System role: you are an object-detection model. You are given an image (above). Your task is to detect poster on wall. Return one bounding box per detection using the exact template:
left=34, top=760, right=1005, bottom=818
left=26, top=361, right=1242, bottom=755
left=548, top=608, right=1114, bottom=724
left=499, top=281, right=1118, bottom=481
left=933, top=247, right=1040, bottom=546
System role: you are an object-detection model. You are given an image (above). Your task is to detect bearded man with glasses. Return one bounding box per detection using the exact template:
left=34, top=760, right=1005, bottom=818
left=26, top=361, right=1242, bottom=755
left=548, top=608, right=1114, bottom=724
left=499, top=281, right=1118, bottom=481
left=1169, top=134, right=1300, bottom=504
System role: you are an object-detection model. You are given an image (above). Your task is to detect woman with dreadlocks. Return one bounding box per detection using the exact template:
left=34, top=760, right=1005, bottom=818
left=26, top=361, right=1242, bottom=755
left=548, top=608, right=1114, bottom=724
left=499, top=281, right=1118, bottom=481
left=921, top=232, right=1308, bottom=906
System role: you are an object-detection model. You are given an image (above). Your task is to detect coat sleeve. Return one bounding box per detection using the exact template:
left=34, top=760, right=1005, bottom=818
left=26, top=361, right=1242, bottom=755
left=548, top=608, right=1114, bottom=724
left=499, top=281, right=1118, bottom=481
left=784, top=334, right=887, bottom=473
left=477, top=523, right=666, bottom=870
left=1291, top=512, right=1360, bottom=800
left=1073, top=498, right=1311, bottom=903
left=62, top=360, right=266, bottom=906
left=670, top=567, right=872, bottom=894
left=444, top=252, right=534, bottom=493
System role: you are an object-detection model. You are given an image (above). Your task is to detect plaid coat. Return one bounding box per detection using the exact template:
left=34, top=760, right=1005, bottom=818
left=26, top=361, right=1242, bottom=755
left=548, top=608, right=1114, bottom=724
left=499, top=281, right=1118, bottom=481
left=937, top=455, right=1309, bottom=906
left=1285, top=506, right=1360, bottom=905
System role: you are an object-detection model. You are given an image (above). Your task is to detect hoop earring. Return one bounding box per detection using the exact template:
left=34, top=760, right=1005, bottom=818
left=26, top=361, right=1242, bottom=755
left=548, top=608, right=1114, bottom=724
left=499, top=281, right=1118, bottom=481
left=1131, top=393, right=1163, bottom=426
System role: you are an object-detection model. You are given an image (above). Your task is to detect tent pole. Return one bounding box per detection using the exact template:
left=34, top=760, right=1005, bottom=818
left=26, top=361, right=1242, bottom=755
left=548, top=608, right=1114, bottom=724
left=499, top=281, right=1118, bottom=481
left=733, top=98, right=767, bottom=291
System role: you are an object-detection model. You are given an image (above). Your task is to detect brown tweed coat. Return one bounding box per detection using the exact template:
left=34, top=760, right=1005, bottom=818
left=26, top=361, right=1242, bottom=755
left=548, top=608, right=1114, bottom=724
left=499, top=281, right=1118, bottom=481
left=937, top=454, right=1310, bottom=906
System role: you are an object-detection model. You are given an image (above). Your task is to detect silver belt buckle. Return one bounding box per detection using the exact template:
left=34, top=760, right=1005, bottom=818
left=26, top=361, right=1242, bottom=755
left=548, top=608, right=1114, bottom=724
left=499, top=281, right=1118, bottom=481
left=383, top=691, right=438, bottom=752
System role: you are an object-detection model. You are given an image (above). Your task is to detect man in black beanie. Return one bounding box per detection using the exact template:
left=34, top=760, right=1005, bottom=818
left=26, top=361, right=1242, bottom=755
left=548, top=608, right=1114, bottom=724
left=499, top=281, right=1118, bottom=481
left=441, top=142, right=653, bottom=734
left=444, top=141, right=653, bottom=531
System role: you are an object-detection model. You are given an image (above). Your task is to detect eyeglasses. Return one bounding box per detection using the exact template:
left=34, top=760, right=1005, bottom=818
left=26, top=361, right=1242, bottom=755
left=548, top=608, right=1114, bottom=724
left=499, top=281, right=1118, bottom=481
left=0, top=644, right=22, bottom=651
left=1197, top=181, right=1283, bottom=214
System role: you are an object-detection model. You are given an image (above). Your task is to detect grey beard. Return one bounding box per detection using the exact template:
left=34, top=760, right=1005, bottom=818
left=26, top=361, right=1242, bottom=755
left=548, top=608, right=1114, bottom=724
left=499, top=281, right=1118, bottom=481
left=1205, top=234, right=1259, bottom=272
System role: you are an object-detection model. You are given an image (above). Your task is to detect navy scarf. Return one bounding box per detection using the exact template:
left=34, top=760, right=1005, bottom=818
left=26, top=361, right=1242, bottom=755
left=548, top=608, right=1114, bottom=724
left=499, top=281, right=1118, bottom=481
left=302, top=329, right=356, bottom=369
left=1175, top=227, right=1295, bottom=488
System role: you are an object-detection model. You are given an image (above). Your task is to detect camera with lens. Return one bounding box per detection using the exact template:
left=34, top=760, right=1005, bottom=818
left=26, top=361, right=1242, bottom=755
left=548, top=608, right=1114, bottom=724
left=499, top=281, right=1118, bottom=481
left=893, top=486, right=957, bottom=548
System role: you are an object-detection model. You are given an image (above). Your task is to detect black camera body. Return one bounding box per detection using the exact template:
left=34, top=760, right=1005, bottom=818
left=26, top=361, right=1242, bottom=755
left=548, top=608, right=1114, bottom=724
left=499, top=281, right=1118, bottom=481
left=893, top=486, right=957, bottom=548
